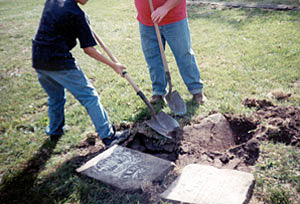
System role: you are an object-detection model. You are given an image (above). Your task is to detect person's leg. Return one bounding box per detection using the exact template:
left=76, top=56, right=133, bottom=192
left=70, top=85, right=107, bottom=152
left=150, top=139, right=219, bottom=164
left=46, top=68, right=114, bottom=139
left=139, top=22, right=167, bottom=96
left=36, top=70, right=65, bottom=136
left=161, top=18, right=203, bottom=95
left=36, top=68, right=129, bottom=146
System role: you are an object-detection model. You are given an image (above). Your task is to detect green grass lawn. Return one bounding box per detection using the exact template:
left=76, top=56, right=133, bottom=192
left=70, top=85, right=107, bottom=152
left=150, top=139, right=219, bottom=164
left=0, top=0, right=299, bottom=203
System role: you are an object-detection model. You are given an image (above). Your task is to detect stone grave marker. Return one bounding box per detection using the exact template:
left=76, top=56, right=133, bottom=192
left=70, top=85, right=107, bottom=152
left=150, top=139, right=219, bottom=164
left=161, top=164, right=255, bottom=204
left=76, top=145, right=175, bottom=191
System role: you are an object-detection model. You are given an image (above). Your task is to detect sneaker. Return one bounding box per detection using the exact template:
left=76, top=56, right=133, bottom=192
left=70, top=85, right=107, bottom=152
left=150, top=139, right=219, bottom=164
left=49, top=134, right=63, bottom=142
left=193, top=92, right=207, bottom=105
left=102, top=129, right=130, bottom=148
left=150, top=95, right=164, bottom=104
left=47, top=125, right=71, bottom=142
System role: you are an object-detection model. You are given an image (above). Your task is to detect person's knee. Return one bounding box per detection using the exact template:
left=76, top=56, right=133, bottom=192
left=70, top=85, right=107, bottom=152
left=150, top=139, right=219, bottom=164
left=80, top=94, right=99, bottom=108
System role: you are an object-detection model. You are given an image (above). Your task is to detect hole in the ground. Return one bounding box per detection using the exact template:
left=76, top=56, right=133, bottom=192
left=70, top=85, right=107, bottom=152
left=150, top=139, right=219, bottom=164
left=225, top=114, right=258, bottom=145
left=77, top=98, right=299, bottom=172
left=125, top=113, right=260, bottom=172
left=126, top=132, right=181, bottom=162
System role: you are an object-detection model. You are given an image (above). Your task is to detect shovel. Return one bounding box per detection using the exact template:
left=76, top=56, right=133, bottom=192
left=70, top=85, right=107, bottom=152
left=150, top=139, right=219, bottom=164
left=148, top=0, right=187, bottom=116
left=92, top=31, right=179, bottom=139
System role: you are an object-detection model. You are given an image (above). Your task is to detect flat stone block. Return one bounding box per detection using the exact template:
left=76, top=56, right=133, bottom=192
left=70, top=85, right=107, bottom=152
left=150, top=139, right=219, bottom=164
left=76, top=145, right=175, bottom=191
left=161, top=164, right=254, bottom=204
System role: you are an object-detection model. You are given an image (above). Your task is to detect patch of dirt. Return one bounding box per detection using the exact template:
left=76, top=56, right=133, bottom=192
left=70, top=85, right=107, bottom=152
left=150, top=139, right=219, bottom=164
left=175, top=112, right=259, bottom=172
left=77, top=98, right=299, bottom=173
left=242, top=98, right=300, bottom=146
left=267, top=90, right=292, bottom=100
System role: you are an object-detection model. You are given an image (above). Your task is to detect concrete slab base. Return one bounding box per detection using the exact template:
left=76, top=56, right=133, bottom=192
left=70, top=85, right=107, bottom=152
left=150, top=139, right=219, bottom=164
left=161, top=164, right=255, bottom=204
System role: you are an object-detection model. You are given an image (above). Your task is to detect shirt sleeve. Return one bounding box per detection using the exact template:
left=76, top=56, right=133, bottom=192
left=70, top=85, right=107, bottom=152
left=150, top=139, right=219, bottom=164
left=75, top=13, right=97, bottom=48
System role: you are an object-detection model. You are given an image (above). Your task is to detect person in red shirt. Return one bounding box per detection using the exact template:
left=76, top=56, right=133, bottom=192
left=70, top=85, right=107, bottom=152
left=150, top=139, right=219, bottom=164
left=134, top=0, right=205, bottom=105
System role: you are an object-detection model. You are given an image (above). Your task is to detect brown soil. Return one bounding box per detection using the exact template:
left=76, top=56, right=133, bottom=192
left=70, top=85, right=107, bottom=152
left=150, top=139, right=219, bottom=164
left=77, top=98, right=300, bottom=173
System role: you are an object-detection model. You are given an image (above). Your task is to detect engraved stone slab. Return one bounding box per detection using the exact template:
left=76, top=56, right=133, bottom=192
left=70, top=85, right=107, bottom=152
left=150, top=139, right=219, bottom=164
left=76, top=145, right=175, bottom=191
left=161, top=164, right=255, bottom=204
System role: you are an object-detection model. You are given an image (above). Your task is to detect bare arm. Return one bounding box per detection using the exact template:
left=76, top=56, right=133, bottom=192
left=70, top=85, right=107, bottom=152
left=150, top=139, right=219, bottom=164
left=151, top=0, right=182, bottom=23
left=83, top=46, right=126, bottom=77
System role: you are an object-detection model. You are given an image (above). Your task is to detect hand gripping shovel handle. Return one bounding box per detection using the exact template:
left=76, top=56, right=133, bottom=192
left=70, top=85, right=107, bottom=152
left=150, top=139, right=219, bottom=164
left=92, top=31, right=157, bottom=120
left=148, top=0, right=172, bottom=93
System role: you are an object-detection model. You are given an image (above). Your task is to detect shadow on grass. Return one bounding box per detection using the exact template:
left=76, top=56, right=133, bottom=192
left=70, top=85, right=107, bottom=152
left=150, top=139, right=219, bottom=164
left=0, top=99, right=200, bottom=203
left=0, top=141, right=149, bottom=204
left=132, top=98, right=200, bottom=126
left=132, top=100, right=166, bottom=122
left=185, top=98, right=201, bottom=120
left=0, top=138, right=59, bottom=204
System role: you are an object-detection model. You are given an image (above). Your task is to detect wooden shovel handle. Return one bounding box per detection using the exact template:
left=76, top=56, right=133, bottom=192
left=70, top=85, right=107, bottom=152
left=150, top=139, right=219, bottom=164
left=148, top=0, right=172, bottom=93
left=92, top=31, right=118, bottom=65
left=92, top=30, right=157, bottom=119
left=92, top=30, right=140, bottom=93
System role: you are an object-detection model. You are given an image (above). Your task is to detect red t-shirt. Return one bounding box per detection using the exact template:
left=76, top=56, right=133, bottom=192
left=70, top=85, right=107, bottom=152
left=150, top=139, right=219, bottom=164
left=134, top=0, right=187, bottom=26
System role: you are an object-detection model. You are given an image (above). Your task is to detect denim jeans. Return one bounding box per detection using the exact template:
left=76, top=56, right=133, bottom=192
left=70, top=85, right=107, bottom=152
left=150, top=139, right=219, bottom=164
left=35, top=67, right=114, bottom=139
left=139, top=18, right=203, bottom=96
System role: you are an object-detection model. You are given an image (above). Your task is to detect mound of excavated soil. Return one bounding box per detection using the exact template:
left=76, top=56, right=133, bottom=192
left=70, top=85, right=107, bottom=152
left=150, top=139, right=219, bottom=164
left=242, top=98, right=300, bottom=146
left=77, top=98, right=299, bottom=172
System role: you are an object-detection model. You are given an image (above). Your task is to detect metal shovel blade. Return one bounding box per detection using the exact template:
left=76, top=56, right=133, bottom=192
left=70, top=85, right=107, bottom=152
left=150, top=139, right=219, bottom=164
left=165, top=90, right=187, bottom=116
left=145, top=111, right=180, bottom=139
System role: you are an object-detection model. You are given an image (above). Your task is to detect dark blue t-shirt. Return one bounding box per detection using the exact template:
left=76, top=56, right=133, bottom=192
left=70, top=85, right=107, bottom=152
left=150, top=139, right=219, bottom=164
left=32, top=0, right=97, bottom=70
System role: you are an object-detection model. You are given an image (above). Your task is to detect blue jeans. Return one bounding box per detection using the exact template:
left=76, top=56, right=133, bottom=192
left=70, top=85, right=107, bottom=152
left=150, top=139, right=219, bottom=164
left=139, top=18, right=203, bottom=96
left=35, top=67, right=114, bottom=139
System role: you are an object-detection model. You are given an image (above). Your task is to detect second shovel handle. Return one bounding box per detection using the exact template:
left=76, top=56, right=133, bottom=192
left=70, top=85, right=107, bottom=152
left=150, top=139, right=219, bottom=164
left=148, top=0, right=172, bottom=93
left=148, top=0, right=170, bottom=74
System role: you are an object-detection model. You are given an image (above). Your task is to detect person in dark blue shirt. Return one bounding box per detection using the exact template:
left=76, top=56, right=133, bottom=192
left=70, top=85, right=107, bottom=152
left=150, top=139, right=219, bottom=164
left=32, top=0, right=129, bottom=147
